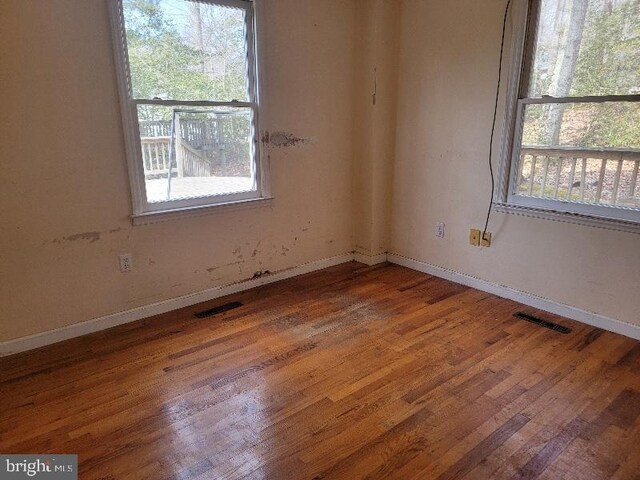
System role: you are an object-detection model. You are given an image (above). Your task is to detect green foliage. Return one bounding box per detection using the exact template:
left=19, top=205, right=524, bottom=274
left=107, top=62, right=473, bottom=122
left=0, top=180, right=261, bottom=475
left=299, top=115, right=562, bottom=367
left=124, top=0, right=248, bottom=121
left=572, top=0, right=640, bottom=96
left=523, top=0, right=640, bottom=149
left=571, top=0, right=640, bottom=148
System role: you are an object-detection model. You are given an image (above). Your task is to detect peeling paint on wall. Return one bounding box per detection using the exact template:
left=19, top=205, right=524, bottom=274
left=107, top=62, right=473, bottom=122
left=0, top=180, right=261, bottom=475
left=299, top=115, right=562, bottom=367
left=60, top=231, right=101, bottom=243
left=373, top=67, right=377, bottom=106
left=49, top=227, right=125, bottom=245
left=252, top=270, right=271, bottom=279
left=232, top=246, right=244, bottom=261
left=251, top=240, right=263, bottom=258
left=206, top=260, right=244, bottom=273
left=262, top=130, right=312, bottom=148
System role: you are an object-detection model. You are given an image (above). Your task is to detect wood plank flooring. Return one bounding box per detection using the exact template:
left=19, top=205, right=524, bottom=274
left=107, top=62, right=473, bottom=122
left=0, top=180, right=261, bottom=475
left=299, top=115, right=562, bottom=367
left=1, top=261, right=640, bottom=479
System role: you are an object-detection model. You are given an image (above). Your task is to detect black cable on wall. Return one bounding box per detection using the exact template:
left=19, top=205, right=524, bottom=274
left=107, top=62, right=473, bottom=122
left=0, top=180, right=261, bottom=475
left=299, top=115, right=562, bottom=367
left=483, top=0, right=513, bottom=238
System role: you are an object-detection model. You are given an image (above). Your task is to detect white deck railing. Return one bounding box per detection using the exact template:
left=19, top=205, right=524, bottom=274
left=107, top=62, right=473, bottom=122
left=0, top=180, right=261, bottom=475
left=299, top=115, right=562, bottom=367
left=140, top=136, right=247, bottom=179
left=518, top=146, right=640, bottom=208
left=140, top=136, right=212, bottom=178
left=180, top=141, right=212, bottom=177
left=141, top=136, right=172, bottom=177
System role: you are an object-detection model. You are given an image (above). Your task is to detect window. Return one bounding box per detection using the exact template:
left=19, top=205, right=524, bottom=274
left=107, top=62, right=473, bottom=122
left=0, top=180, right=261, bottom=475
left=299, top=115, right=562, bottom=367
left=110, top=0, right=267, bottom=221
left=499, top=0, right=640, bottom=230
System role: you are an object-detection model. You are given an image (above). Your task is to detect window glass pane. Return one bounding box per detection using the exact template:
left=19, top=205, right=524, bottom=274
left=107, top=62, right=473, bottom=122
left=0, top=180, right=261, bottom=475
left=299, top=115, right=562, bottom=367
left=516, top=102, right=640, bottom=209
left=123, top=0, right=249, bottom=102
left=522, top=102, right=640, bottom=149
left=521, top=102, right=640, bottom=149
left=529, top=0, right=640, bottom=97
left=515, top=152, right=639, bottom=208
left=137, top=105, right=256, bottom=203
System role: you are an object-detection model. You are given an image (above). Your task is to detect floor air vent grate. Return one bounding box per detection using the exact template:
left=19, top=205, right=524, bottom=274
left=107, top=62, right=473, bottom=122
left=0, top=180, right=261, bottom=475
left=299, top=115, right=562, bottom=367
left=194, top=301, right=243, bottom=319
left=513, top=312, right=572, bottom=334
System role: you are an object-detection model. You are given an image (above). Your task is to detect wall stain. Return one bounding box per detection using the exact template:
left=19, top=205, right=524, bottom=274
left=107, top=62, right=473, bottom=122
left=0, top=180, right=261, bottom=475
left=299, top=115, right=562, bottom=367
left=373, top=67, right=377, bottom=106
left=206, top=260, right=243, bottom=273
left=252, top=270, right=272, bottom=279
left=251, top=240, right=263, bottom=258
left=61, top=231, right=101, bottom=243
left=49, top=227, right=125, bottom=245
left=262, top=130, right=311, bottom=148
left=232, top=246, right=244, bottom=261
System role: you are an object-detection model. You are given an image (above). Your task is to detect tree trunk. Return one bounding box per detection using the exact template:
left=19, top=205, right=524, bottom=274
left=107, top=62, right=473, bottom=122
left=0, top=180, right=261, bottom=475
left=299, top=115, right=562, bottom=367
left=190, top=3, right=203, bottom=50
left=544, top=0, right=589, bottom=145
left=544, top=0, right=567, bottom=90
left=190, top=3, right=205, bottom=72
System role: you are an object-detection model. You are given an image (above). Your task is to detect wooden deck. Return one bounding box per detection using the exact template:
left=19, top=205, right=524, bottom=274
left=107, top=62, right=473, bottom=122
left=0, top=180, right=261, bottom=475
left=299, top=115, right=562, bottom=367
left=145, top=176, right=253, bottom=203
left=1, top=262, right=639, bottom=479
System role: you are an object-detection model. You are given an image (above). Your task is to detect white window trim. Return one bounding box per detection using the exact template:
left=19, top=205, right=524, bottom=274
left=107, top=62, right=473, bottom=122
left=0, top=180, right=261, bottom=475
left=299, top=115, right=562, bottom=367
left=108, top=0, right=271, bottom=223
left=496, top=0, right=640, bottom=234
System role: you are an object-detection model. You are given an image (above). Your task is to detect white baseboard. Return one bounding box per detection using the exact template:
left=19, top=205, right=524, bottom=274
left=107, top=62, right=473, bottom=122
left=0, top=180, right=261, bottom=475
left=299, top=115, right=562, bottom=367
left=353, top=251, right=388, bottom=266
left=5, top=251, right=636, bottom=356
left=0, top=253, right=355, bottom=357
left=387, top=253, right=640, bottom=341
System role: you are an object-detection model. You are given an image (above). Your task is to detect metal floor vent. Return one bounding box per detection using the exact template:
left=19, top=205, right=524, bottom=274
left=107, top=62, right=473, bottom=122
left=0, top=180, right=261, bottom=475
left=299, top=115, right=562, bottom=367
left=514, top=312, right=572, bottom=334
left=194, top=301, right=243, bottom=319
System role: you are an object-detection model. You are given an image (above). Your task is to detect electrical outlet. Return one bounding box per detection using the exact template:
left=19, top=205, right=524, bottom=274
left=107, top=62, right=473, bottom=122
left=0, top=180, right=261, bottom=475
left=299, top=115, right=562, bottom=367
left=469, top=229, right=481, bottom=246
left=481, top=232, right=492, bottom=247
left=119, top=253, right=133, bottom=273
left=436, top=222, right=445, bottom=238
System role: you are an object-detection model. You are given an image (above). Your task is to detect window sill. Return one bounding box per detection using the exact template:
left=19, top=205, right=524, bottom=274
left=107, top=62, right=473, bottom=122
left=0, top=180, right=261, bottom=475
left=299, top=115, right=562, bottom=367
left=493, top=202, right=640, bottom=234
left=131, top=197, right=274, bottom=226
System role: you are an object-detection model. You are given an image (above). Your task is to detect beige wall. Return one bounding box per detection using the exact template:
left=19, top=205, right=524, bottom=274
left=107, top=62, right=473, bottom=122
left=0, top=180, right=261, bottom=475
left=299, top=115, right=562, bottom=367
left=0, top=0, right=357, bottom=341
left=390, top=0, right=640, bottom=325
left=1, top=0, right=638, bottom=343
left=352, top=0, right=399, bottom=258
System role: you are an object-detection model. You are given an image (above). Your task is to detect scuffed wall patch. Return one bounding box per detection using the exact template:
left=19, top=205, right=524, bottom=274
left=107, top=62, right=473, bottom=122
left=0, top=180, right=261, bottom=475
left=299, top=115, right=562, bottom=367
left=55, top=231, right=101, bottom=243
left=48, top=227, right=124, bottom=245
left=262, top=130, right=312, bottom=148
left=206, top=260, right=244, bottom=273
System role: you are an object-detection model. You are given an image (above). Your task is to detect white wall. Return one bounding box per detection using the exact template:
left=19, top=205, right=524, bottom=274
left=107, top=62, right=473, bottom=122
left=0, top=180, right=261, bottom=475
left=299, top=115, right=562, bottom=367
left=1, top=0, right=637, bottom=344
left=0, top=0, right=357, bottom=341
left=352, top=0, right=400, bottom=259
left=390, top=0, right=640, bottom=326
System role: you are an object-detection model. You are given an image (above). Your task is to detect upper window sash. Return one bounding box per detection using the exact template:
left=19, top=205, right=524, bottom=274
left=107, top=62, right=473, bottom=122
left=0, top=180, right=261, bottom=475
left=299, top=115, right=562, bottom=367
left=521, top=0, right=640, bottom=100
left=120, top=0, right=257, bottom=105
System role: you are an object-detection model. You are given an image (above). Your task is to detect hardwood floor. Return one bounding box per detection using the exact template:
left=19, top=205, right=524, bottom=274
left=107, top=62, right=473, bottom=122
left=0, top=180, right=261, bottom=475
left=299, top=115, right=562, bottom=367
left=1, top=261, right=640, bottom=479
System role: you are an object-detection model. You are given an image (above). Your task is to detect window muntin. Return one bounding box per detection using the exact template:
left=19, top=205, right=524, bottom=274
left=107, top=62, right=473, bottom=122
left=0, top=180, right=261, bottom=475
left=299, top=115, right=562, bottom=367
left=113, top=0, right=262, bottom=215
left=506, top=0, right=640, bottom=223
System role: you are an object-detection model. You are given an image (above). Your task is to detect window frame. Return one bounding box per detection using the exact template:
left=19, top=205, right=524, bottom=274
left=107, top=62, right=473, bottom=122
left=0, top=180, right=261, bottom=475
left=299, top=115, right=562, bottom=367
left=497, top=0, right=640, bottom=233
left=109, top=0, right=270, bottom=223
